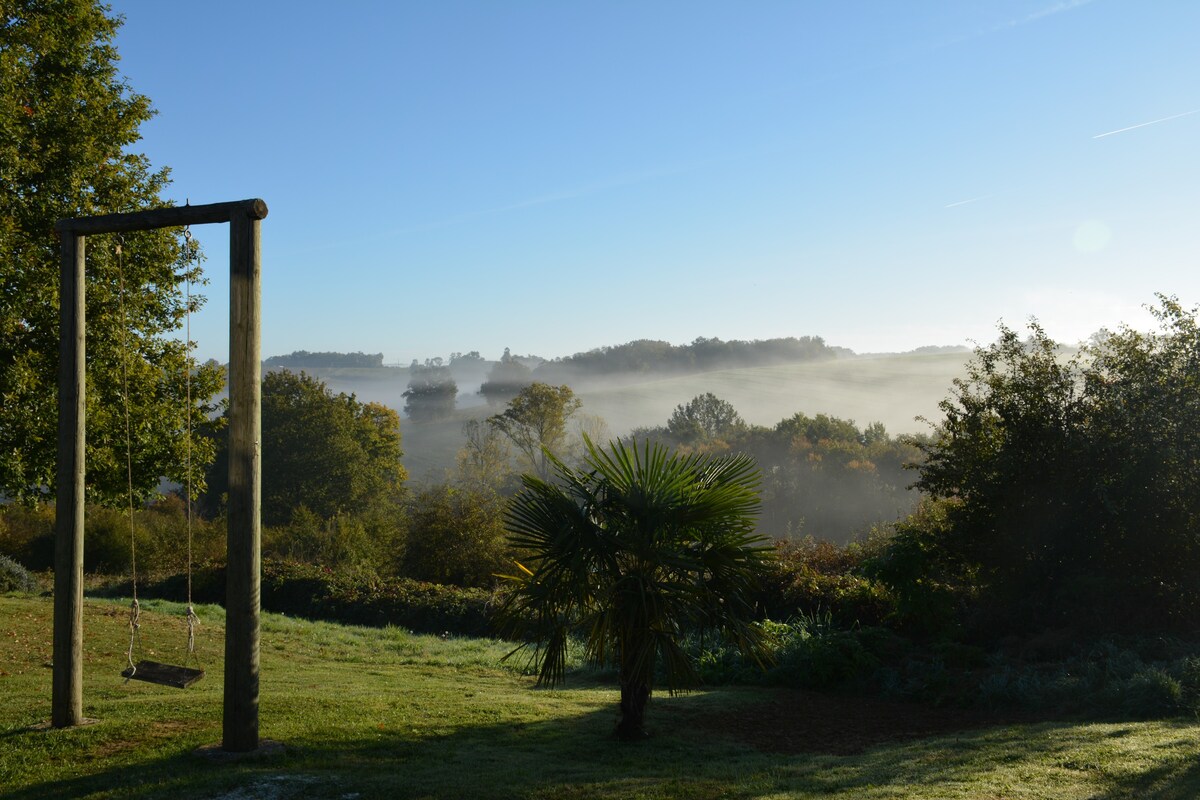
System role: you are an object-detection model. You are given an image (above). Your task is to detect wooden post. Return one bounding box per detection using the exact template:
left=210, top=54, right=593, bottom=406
left=52, top=233, right=86, bottom=728
left=223, top=210, right=262, bottom=752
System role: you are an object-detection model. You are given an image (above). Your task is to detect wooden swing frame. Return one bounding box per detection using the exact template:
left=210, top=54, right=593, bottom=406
left=52, top=199, right=267, bottom=753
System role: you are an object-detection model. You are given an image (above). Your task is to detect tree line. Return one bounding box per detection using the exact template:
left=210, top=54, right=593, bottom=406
left=264, top=351, right=385, bottom=369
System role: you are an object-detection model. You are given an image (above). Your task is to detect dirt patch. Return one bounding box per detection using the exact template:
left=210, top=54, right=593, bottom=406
left=692, top=688, right=1021, bottom=755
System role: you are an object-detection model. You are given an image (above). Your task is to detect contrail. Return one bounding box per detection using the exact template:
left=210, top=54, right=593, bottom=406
left=1093, top=109, right=1200, bottom=139
left=996, top=0, right=1095, bottom=31
left=944, top=195, right=989, bottom=209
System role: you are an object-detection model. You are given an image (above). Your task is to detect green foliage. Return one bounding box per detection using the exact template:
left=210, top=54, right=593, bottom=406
left=92, top=559, right=498, bottom=636
left=0, top=496, right=224, bottom=575
left=258, top=561, right=496, bottom=636
left=973, top=641, right=1200, bottom=719
left=666, top=392, right=745, bottom=443
left=263, top=350, right=384, bottom=369
left=634, top=408, right=922, bottom=542
left=488, top=382, right=582, bottom=480
left=0, top=501, right=55, bottom=568
left=404, top=483, right=511, bottom=588
left=403, top=359, right=458, bottom=422
left=501, top=437, right=773, bottom=737
left=478, top=347, right=533, bottom=405
left=205, top=370, right=406, bottom=526
left=0, top=554, right=39, bottom=593
left=756, top=536, right=894, bottom=627
left=263, top=504, right=404, bottom=574
left=0, top=0, right=223, bottom=505
left=908, top=297, right=1200, bottom=635
left=534, top=335, right=846, bottom=382
left=455, top=419, right=515, bottom=495
left=861, top=499, right=968, bottom=636
left=684, top=616, right=887, bottom=691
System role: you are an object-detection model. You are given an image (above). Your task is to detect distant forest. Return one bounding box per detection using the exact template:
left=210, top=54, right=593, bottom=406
left=264, top=351, right=385, bottom=369
left=532, top=336, right=850, bottom=380
left=265, top=336, right=852, bottom=380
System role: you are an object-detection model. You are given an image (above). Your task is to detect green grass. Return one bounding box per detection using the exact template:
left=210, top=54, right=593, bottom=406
left=4, top=594, right=1200, bottom=799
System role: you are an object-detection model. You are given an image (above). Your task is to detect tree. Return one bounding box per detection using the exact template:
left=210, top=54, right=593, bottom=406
left=1, top=0, right=221, bottom=504
left=478, top=347, right=533, bottom=405
left=449, top=350, right=484, bottom=365
left=501, top=439, right=773, bottom=739
left=666, top=393, right=745, bottom=443
left=488, top=382, right=581, bottom=479
left=203, top=370, right=406, bottom=526
left=403, top=359, right=457, bottom=422
left=403, top=483, right=510, bottom=587
left=455, top=419, right=514, bottom=495
left=903, top=298, right=1200, bottom=634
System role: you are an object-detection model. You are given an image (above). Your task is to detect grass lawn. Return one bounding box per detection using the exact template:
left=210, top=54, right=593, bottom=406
left=3, top=594, right=1200, bottom=799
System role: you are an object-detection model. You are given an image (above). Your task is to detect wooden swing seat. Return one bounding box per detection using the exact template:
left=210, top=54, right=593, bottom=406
left=121, top=660, right=204, bottom=689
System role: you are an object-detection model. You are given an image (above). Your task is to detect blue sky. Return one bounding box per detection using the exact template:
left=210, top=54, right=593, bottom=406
left=107, top=0, right=1200, bottom=363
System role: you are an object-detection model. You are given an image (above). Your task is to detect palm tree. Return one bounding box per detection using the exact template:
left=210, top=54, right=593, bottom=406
left=500, top=437, right=774, bottom=739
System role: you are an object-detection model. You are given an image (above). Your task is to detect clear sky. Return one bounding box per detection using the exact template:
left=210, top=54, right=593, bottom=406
left=106, top=0, right=1200, bottom=364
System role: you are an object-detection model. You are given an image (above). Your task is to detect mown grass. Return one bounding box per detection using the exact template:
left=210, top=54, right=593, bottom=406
left=4, top=593, right=1200, bottom=799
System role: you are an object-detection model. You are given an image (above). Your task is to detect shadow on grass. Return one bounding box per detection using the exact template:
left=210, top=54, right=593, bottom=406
left=1086, top=721, right=1200, bottom=800
left=8, top=695, right=1200, bottom=800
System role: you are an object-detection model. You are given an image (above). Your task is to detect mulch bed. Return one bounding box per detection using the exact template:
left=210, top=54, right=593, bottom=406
left=691, top=688, right=1025, bottom=755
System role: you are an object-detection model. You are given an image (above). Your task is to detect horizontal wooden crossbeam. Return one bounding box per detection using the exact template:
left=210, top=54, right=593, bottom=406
left=55, top=199, right=268, bottom=234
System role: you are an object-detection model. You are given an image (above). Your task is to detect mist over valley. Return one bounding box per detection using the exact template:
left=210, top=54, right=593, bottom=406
left=258, top=339, right=973, bottom=544
left=265, top=341, right=971, bottom=471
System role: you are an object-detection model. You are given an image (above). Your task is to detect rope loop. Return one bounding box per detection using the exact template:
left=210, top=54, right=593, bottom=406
left=185, top=604, right=199, bottom=659
left=125, top=598, right=141, bottom=679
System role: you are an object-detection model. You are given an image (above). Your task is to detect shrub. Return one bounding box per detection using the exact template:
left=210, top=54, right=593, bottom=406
left=0, top=502, right=55, bottom=568
left=96, top=559, right=499, bottom=636
left=259, top=561, right=496, bottom=636
left=861, top=499, right=969, bottom=637
left=0, top=554, right=39, bottom=593
left=967, top=640, right=1200, bottom=718
left=682, top=615, right=883, bottom=691
left=263, top=504, right=403, bottom=573
left=403, top=484, right=510, bottom=588
left=755, top=536, right=894, bottom=628
left=0, top=497, right=225, bottom=575
left=1116, top=669, right=1183, bottom=719
left=770, top=625, right=880, bottom=690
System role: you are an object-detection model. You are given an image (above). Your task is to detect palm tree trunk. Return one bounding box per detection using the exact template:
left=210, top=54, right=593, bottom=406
left=616, top=668, right=651, bottom=739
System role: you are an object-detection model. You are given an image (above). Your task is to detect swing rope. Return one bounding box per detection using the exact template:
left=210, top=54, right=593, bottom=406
left=118, top=227, right=204, bottom=685
left=182, top=226, right=200, bottom=667
left=117, top=237, right=141, bottom=678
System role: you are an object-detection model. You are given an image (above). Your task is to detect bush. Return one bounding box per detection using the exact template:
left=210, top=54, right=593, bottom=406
left=0, top=554, right=39, bottom=593
left=260, top=561, right=497, bottom=636
left=95, top=559, right=500, bottom=637
left=682, top=615, right=883, bottom=690
left=969, top=640, right=1200, bottom=718
left=861, top=499, right=970, bottom=637
left=755, top=536, right=894, bottom=628
left=0, top=497, right=224, bottom=575
left=403, top=484, right=510, bottom=588
left=263, top=504, right=404, bottom=573
left=0, top=502, right=55, bottom=568
left=768, top=619, right=880, bottom=690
